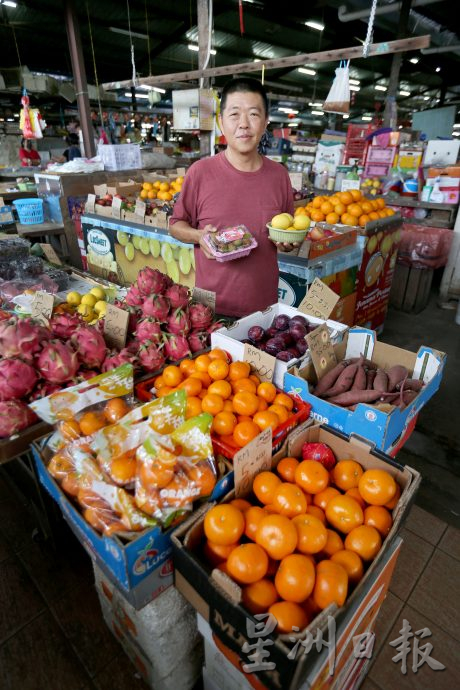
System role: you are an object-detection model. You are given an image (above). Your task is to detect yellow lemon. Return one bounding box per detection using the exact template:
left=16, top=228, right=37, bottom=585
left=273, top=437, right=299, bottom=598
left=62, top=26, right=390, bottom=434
left=77, top=303, right=92, bottom=317
left=94, top=300, right=107, bottom=315
left=90, top=286, right=106, bottom=301
left=271, top=214, right=291, bottom=230
left=66, top=291, right=82, bottom=306
left=81, top=293, right=97, bottom=308
left=293, top=215, right=311, bottom=231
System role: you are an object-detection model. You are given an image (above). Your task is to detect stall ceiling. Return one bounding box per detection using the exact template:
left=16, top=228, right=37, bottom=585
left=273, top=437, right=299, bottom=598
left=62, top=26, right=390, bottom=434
left=1, top=0, right=459, bottom=123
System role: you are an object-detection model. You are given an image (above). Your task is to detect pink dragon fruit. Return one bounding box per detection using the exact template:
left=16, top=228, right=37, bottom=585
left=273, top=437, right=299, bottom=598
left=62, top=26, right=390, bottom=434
left=137, top=267, right=169, bottom=296
left=0, top=400, right=38, bottom=438
left=165, top=284, right=190, bottom=310
left=163, top=333, right=191, bottom=362
left=102, top=348, right=138, bottom=373
left=207, top=320, right=227, bottom=335
left=0, top=317, right=49, bottom=362
left=37, top=341, right=79, bottom=383
left=134, top=318, right=162, bottom=344
left=0, top=359, right=38, bottom=401
left=188, top=329, right=209, bottom=353
left=125, top=285, right=144, bottom=307
left=137, top=341, right=166, bottom=372
left=189, top=302, right=214, bottom=330
left=71, top=326, right=108, bottom=369
left=141, top=294, right=170, bottom=321
left=76, top=369, right=100, bottom=381
left=166, top=308, right=191, bottom=336
left=49, top=312, right=82, bottom=339
left=28, top=381, right=62, bottom=402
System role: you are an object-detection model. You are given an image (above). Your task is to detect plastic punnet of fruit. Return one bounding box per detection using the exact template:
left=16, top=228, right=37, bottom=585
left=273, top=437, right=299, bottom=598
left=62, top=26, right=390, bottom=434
left=200, top=449, right=401, bottom=633
left=203, top=226, right=258, bottom=262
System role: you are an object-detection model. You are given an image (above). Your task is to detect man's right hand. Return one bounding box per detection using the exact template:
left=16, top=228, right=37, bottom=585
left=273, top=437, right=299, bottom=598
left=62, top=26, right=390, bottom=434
left=199, top=224, right=218, bottom=260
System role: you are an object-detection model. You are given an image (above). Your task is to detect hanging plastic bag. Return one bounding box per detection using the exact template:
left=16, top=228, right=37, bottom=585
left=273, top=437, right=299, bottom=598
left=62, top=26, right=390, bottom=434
left=30, top=109, right=44, bottom=139
left=323, top=60, right=350, bottom=114
left=19, top=91, right=34, bottom=139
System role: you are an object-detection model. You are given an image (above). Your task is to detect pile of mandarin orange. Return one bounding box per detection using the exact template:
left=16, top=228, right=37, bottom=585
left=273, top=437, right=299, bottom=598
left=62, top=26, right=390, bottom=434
left=152, top=349, right=296, bottom=449
left=202, top=455, right=401, bottom=633
left=295, top=189, right=395, bottom=228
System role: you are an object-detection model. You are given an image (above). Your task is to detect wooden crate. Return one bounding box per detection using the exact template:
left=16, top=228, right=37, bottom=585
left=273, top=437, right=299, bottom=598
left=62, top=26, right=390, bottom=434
left=389, top=263, right=434, bottom=314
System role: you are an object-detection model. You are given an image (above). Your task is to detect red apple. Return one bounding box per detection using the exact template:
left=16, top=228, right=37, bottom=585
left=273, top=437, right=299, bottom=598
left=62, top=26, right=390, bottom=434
left=301, top=442, right=336, bottom=470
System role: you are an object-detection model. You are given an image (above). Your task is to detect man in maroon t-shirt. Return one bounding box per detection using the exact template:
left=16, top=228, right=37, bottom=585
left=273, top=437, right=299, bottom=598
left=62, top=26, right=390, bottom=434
left=169, top=78, right=297, bottom=318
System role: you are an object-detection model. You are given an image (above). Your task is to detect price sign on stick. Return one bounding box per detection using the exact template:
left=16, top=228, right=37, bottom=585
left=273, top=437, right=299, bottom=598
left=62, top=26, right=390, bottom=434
left=134, top=200, right=146, bottom=220
left=192, top=287, right=216, bottom=312
left=233, top=427, right=272, bottom=497
left=31, top=291, right=54, bottom=325
left=298, top=278, right=339, bottom=320
left=40, top=243, right=62, bottom=265
left=111, top=197, right=123, bottom=219
left=104, top=303, right=129, bottom=349
left=243, top=343, right=276, bottom=383
left=306, top=324, right=337, bottom=379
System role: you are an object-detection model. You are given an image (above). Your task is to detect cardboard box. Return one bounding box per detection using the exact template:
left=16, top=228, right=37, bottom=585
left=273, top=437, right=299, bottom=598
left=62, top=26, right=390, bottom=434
left=0, top=197, right=15, bottom=226
left=300, top=226, right=358, bottom=260
left=211, top=304, right=348, bottom=389
left=328, top=292, right=357, bottom=327
left=31, top=437, right=175, bottom=606
left=284, top=327, right=446, bottom=452
left=172, top=424, right=419, bottom=690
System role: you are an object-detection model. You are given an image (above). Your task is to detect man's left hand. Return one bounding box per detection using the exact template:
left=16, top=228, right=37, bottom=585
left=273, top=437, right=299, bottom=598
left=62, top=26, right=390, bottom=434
left=270, top=239, right=302, bottom=253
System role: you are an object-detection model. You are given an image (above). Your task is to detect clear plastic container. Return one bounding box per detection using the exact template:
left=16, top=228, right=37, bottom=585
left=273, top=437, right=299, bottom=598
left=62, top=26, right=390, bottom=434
left=203, top=226, right=258, bottom=262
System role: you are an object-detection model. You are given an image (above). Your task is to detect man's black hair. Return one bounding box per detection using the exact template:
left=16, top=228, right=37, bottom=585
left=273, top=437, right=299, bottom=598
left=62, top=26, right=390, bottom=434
left=220, top=77, right=268, bottom=115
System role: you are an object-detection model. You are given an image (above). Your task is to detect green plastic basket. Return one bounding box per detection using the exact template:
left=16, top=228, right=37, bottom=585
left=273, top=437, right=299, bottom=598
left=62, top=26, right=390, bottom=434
left=266, top=224, right=307, bottom=243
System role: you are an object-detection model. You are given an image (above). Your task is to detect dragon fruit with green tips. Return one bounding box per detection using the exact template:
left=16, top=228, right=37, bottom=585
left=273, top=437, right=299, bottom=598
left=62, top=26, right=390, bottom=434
left=71, top=327, right=108, bottom=369
left=37, top=341, right=79, bottom=384
left=0, top=317, right=49, bottom=362
left=0, top=359, right=38, bottom=401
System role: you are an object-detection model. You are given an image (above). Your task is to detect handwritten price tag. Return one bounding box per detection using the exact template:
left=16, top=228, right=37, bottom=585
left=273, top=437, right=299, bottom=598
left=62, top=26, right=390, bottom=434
left=104, top=303, right=129, bottom=349
left=243, top=343, right=276, bottom=383
left=86, top=193, right=96, bottom=214
left=40, top=243, right=62, bottom=265
left=298, top=278, right=340, bottom=320
left=306, top=324, right=337, bottom=379
left=31, top=291, right=54, bottom=325
left=192, top=287, right=216, bottom=312
left=111, top=197, right=123, bottom=219
left=135, top=200, right=146, bottom=219
left=233, top=427, right=272, bottom=497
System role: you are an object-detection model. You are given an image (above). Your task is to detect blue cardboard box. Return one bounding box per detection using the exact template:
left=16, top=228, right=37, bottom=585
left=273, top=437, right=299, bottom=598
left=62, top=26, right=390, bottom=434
left=31, top=437, right=174, bottom=607
left=283, top=327, right=446, bottom=453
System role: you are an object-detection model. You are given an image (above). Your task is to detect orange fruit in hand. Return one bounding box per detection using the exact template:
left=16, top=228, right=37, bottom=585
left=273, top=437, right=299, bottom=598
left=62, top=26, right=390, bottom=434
left=162, top=365, right=183, bottom=387
left=275, top=553, right=316, bottom=603
left=227, top=543, right=269, bottom=584
left=313, top=487, right=340, bottom=511
left=267, top=404, right=289, bottom=424
left=104, top=398, right=130, bottom=423
left=318, top=529, right=344, bottom=559
left=253, top=471, right=282, bottom=505
left=201, top=393, right=224, bottom=416
left=257, top=381, right=277, bottom=403
left=325, top=495, right=364, bottom=534
left=295, top=460, right=330, bottom=495
left=212, top=411, right=237, bottom=436
left=232, top=420, right=260, bottom=447
left=292, top=513, right=328, bottom=554
left=358, top=469, right=397, bottom=506
left=79, top=411, right=106, bottom=436
left=273, top=393, right=294, bottom=411
left=331, top=549, right=364, bottom=586
left=232, top=391, right=259, bottom=416
left=242, top=578, right=279, bottom=615
left=244, top=506, right=268, bottom=541
left=271, top=483, right=307, bottom=518
left=255, top=514, right=298, bottom=560
left=208, top=359, right=229, bottom=381
left=208, top=380, right=232, bottom=400
left=228, top=361, right=251, bottom=381
left=313, top=560, right=348, bottom=610
left=276, top=457, right=299, bottom=483
left=268, top=601, right=309, bottom=634
left=204, top=504, right=245, bottom=546
left=253, top=410, right=279, bottom=432
left=364, top=505, right=393, bottom=537
left=203, top=540, right=238, bottom=567
left=332, top=460, right=364, bottom=491
left=345, top=525, right=382, bottom=561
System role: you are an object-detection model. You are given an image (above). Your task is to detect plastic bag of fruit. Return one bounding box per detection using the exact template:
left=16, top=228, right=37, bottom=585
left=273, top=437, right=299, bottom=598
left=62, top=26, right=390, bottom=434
left=91, top=389, right=187, bottom=487
left=30, top=363, right=135, bottom=450
left=135, top=409, right=217, bottom=525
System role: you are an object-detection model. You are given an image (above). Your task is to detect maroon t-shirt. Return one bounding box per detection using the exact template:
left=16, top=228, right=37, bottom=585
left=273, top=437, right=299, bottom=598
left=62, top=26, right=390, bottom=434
left=169, top=152, right=294, bottom=317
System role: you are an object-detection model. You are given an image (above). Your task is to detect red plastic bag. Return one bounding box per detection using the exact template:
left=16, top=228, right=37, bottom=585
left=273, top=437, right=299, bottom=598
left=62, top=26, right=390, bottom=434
left=397, top=225, right=453, bottom=269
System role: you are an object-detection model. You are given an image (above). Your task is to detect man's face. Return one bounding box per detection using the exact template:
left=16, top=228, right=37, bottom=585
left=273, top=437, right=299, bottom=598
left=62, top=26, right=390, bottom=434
left=219, top=91, right=268, bottom=155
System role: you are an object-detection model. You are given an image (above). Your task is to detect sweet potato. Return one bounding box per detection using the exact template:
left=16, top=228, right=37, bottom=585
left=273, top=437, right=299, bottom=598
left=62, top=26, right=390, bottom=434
left=397, top=378, right=424, bottom=392
left=366, top=369, right=376, bottom=389
left=373, top=369, right=389, bottom=393
left=351, top=364, right=366, bottom=391
left=313, top=360, right=349, bottom=397
left=327, top=389, right=384, bottom=406
left=323, top=361, right=360, bottom=398
left=399, top=390, right=418, bottom=409
left=387, top=365, right=408, bottom=392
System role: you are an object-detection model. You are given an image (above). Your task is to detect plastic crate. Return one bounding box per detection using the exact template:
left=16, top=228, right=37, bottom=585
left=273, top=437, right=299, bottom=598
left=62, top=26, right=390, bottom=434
left=97, top=144, right=141, bottom=171
left=13, top=198, right=44, bottom=225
